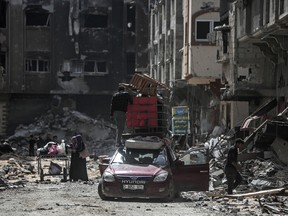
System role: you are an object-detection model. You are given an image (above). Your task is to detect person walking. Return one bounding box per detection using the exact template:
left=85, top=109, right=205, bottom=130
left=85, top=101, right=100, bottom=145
left=224, top=138, right=245, bottom=195
left=110, top=86, right=133, bottom=147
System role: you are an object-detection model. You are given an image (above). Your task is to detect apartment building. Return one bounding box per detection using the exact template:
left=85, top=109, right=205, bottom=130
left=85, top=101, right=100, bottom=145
left=0, top=0, right=148, bottom=135
left=148, top=0, right=183, bottom=86
left=217, top=0, right=288, bottom=133
left=148, top=0, right=224, bottom=141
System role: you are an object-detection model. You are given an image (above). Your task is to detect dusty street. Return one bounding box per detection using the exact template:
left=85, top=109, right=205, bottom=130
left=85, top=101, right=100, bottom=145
left=0, top=155, right=216, bottom=216
left=0, top=154, right=286, bottom=216
left=0, top=182, right=217, bottom=216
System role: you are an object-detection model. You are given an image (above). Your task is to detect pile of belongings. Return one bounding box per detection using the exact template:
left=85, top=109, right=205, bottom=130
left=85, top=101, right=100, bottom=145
left=37, top=140, right=66, bottom=156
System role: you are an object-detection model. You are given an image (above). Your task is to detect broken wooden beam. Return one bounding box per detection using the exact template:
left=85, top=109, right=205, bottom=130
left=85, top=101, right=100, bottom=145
left=226, top=187, right=286, bottom=198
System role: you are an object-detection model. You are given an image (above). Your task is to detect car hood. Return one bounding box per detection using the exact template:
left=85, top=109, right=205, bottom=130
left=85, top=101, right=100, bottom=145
left=108, top=164, right=163, bottom=176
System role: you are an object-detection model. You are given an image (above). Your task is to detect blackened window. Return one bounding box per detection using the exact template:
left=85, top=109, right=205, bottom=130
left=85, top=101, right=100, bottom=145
left=127, top=3, right=135, bottom=31
left=70, top=60, right=83, bottom=73
left=84, top=14, right=108, bottom=28
left=84, top=61, right=95, bottom=72
left=26, top=59, right=49, bottom=72
left=0, top=0, right=7, bottom=28
left=196, top=20, right=220, bottom=41
left=0, top=52, right=6, bottom=75
left=84, top=60, right=107, bottom=73
left=26, top=12, right=50, bottom=26
left=97, top=62, right=107, bottom=72
left=196, top=21, right=210, bottom=41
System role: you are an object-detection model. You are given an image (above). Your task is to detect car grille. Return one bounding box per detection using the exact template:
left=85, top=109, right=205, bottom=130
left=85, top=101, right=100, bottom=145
left=116, top=175, right=153, bottom=193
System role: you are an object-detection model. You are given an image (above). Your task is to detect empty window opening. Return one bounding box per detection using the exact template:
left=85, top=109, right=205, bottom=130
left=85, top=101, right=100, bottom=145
left=26, top=59, right=49, bottom=72
left=84, top=61, right=95, bottom=72
left=0, top=0, right=7, bottom=28
left=127, top=3, right=135, bottom=31
left=126, top=53, right=135, bottom=75
left=195, top=20, right=220, bottom=41
left=71, top=60, right=83, bottom=73
left=97, top=62, right=107, bottom=72
left=62, top=60, right=83, bottom=73
left=84, top=60, right=107, bottom=73
left=84, top=14, right=108, bottom=28
left=26, top=6, right=50, bottom=26
left=0, top=52, right=6, bottom=75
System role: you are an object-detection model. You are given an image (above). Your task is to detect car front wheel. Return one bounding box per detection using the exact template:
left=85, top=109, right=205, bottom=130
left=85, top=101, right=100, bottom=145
left=98, top=181, right=112, bottom=201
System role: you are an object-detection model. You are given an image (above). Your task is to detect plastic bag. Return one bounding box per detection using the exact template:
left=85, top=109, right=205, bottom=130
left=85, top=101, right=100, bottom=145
left=48, top=161, right=62, bottom=175
left=57, top=140, right=66, bottom=155
left=48, top=144, right=58, bottom=155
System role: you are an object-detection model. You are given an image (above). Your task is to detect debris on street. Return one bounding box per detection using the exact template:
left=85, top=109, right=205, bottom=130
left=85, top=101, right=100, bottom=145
left=6, top=108, right=117, bottom=157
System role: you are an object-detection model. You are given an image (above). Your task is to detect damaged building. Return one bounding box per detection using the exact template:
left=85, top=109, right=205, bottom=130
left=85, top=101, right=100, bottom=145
left=216, top=1, right=288, bottom=160
left=148, top=0, right=223, bottom=142
left=0, top=0, right=148, bottom=136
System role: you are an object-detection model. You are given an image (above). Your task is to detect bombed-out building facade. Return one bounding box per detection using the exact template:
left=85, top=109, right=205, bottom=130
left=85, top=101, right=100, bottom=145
left=217, top=0, right=288, bottom=145
left=0, top=0, right=148, bottom=136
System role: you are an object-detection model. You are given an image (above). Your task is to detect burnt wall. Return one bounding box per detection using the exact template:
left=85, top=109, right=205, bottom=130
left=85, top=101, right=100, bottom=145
left=0, top=0, right=148, bottom=136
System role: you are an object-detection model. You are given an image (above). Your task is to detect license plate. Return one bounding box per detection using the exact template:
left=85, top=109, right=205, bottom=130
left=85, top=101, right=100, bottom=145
left=123, top=184, right=144, bottom=190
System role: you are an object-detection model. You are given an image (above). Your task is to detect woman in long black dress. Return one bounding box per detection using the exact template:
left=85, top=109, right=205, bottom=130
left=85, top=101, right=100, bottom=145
left=69, top=135, right=88, bottom=181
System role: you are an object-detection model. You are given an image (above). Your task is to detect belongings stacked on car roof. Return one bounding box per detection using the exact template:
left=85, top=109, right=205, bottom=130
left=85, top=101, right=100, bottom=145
left=122, top=73, right=171, bottom=137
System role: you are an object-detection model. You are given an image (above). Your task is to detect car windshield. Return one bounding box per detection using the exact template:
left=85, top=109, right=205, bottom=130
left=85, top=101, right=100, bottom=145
left=112, top=148, right=168, bottom=166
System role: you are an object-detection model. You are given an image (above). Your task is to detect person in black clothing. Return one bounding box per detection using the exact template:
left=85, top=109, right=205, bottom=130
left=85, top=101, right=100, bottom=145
left=28, top=135, right=36, bottom=156
left=69, top=134, right=88, bottom=181
left=110, top=86, right=133, bottom=147
left=224, top=138, right=245, bottom=194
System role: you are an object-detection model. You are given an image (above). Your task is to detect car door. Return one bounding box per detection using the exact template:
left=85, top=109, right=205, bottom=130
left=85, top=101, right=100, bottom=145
left=171, top=147, right=209, bottom=191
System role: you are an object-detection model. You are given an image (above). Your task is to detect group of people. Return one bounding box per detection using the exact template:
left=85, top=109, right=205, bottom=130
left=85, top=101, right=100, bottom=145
left=26, top=86, right=244, bottom=192
left=28, top=134, right=58, bottom=156
left=28, top=133, right=88, bottom=182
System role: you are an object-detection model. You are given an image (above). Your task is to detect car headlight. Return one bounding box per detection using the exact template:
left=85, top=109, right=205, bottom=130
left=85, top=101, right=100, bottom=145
left=153, top=171, right=168, bottom=182
left=103, top=171, right=115, bottom=182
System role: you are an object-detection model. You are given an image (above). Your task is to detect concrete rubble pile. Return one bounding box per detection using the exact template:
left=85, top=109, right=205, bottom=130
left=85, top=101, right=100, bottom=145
left=0, top=155, right=34, bottom=190
left=0, top=108, right=116, bottom=189
left=181, top=131, right=288, bottom=215
left=205, top=132, right=288, bottom=193
left=7, top=108, right=117, bottom=157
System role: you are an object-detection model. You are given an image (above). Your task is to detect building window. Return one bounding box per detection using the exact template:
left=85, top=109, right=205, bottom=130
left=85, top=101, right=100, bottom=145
left=195, top=20, right=220, bottom=42
left=171, top=0, right=175, bottom=16
left=84, top=60, right=107, bottom=73
left=84, top=14, right=108, bottom=28
left=0, top=0, right=7, bottom=28
left=127, top=3, right=135, bottom=31
left=70, top=60, right=83, bottom=73
left=62, top=60, right=83, bottom=73
left=0, top=52, right=6, bottom=75
left=26, top=59, right=49, bottom=72
left=25, top=6, right=50, bottom=26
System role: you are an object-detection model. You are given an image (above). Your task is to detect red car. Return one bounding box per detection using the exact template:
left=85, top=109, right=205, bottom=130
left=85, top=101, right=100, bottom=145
left=98, top=139, right=209, bottom=201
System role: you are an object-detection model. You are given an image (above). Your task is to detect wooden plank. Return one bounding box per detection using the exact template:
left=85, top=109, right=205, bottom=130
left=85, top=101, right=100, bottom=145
left=226, top=187, right=286, bottom=198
